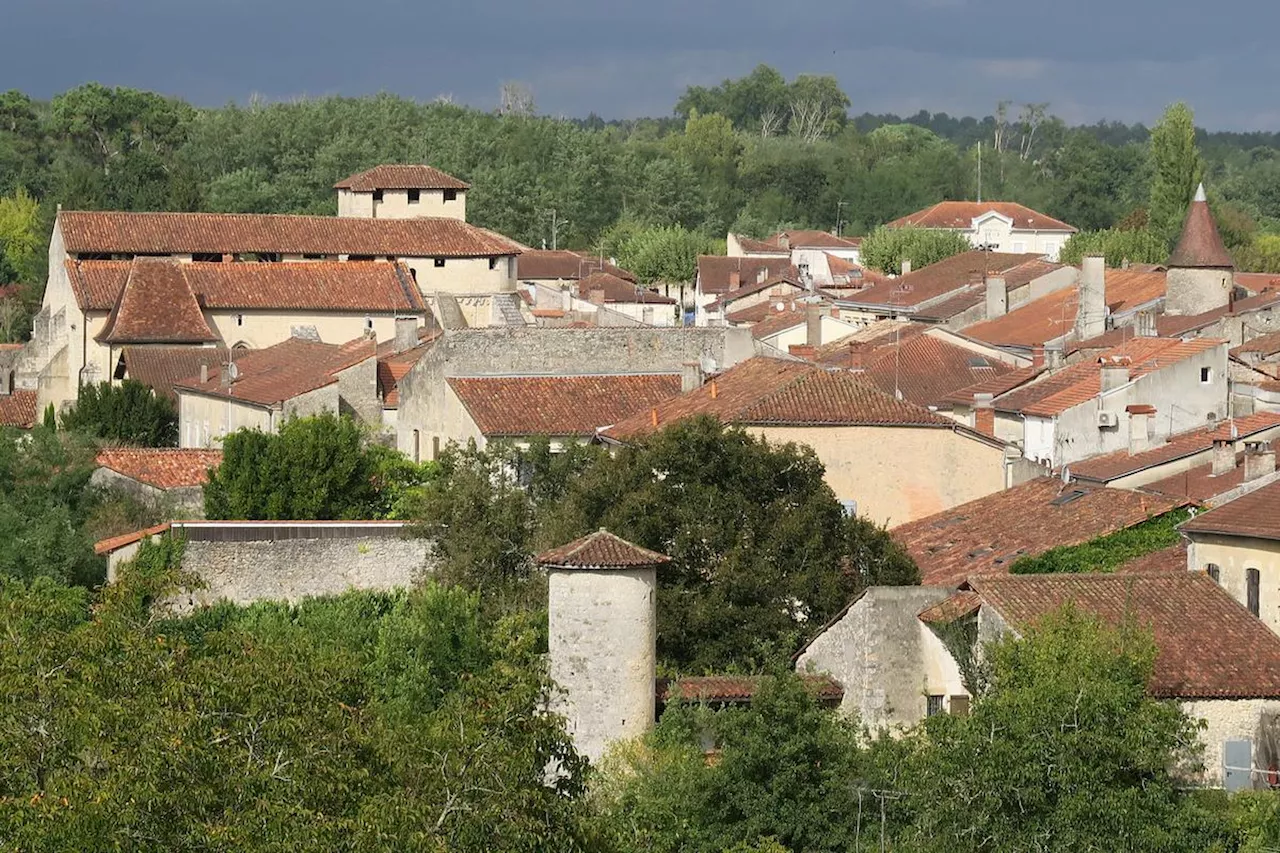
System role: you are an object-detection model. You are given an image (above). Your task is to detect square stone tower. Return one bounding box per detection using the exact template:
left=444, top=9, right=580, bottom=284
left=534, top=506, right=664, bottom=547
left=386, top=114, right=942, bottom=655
left=537, top=529, right=669, bottom=764
left=334, top=164, right=469, bottom=221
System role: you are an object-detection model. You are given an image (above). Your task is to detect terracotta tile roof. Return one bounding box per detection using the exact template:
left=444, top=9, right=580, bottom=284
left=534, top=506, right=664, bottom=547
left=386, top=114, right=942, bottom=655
left=93, top=522, right=171, bottom=556
left=745, top=308, right=809, bottom=340
left=375, top=330, right=439, bottom=409
left=1152, top=288, right=1280, bottom=339
left=333, top=164, right=469, bottom=191
left=517, top=249, right=636, bottom=282
left=886, top=201, right=1076, bottom=232
left=992, top=337, right=1224, bottom=418
left=174, top=336, right=375, bottom=407
left=839, top=251, right=1041, bottom=311
left=657, top=674, right=844, bottom=705
left=68, top=259, right=427, bottom=314
left=1232, top=330, right=1280, bottom=359
left=535, top=528, right=671, bottom=569
left=917, top=590, right=981, bottom=624
left=58, top=210, right=521, bottom=258
left=734, top=235, right=791, bottom=254
left=964, top=269, right=1166, bottom=348
left=577, top=271, right=675, bottom=305
left=709, top=274, right=805, bottom=312
left=1168, top=186, right=1233, bottom=268
left=697, top=256, right=797, bottom=295
left=893, top=477, right=1186, bottom=586
left=0, top=390, right=38, bottom=429
left=844, top=332, right=1019, bottom=409
left=1140, top=454, right=1259, bottom=502
left=964, top=573, right=1280, bottom=699
left=604, top=357, right=970, bottom=442
left=121, top=346, right=229, bottom=401
left=813, top=320, right=921, bottom=362
left=773, top=229, right=861, bottom=250
left=447, top=373, right=682, bottom=436
left=1070, top=413, right=1280, bottom=482
left=1180, top=477, right=1280, bottom=541
left=95, top=258, right=218, bottom=345
left=1114, top=543, right=1188, bottom=575
left=95, top=448, right=222, bottom=489
left=942, top=365, right=1046, bottom=407
left=1235, top=272, right=1280, bottom=291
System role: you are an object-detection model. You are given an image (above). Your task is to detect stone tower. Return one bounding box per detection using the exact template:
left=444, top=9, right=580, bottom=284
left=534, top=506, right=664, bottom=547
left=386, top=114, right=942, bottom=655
left=538, top=529, right=669, bottom=763
left=1165, top=183, right=1234, bottom=316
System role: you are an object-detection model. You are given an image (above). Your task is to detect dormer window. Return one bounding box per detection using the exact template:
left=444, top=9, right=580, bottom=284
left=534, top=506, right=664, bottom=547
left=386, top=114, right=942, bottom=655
left=373, top=190, right=384, bottom=202
left=443, top=189, right=458, bottom=202
left=407, top=189, right=420, bottom=204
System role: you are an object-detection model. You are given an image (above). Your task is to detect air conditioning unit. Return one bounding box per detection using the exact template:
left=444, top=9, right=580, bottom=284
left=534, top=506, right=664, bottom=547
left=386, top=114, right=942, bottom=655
left=1096, top=411, right=1119, bottom=428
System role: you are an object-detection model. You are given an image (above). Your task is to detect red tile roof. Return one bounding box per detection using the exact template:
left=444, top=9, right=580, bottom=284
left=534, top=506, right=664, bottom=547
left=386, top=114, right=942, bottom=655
left=773, top=230, right=861, bottom=250
left=0, top=390, right=38, bottom=429
left=917, top=590, right=982, bottom=625
left=964, top=269, right=1166, bottom=348
left=333, top=164, right=469, bottom=191
left=174, top=336, right=375, bottom=407
left=744, top=308, right=808, bottom=340
left=577, top=271, right=675, bottom=305
left=1140, top=453, right=1259, bottom=502
left=893, top=477, right=1187, bottom=586
left=840, top=251, right=1042, bottom=311
left=846, top=333, right=1018, bottom=409
left=95, top=448, right=222, bottom=489
left=708, top=274, right=806, bottom=312
left=1180, top=477, right=1280, bottom=541
left=517, top=250, right=636, bottom=282
left=375, top=331, right=440, bottom=409
left=1069, top=412, right=1280, bottom=483
left=604, top=357, right=978, bottom=442
left=1114, top=543, right=1188, bottom=575
left=58, top=210, right=521, bottom=258
left=93, top=522, right=171, bottom=556
left=963, top=573, right=1280, bottom=699
left=1168, top=187, right=1233, bottom=268
left=886, top=201, right=1075, bottom=232
left=95, top=258, right=218, bottom=345
left=68, top=259, right=427, bottom=314
left=1232, top=330, right=1280, bottom=359
left=697, top=256, right=797, bottom=295
left=1153, top=288, right=1280, bottom=338
left=658, top=674, right=844, bottom=705
left=447, top=373, right=682, bottom=436
left=536, top=529, right=671, bottom=569
left=121, top=346, right=229, bottom=401
left=942, top=365, right=1046, bottom=407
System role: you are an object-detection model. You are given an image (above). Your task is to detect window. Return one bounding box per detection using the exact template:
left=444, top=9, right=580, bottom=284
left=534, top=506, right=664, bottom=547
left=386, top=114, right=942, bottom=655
left=409, top=267, right=417, bottom=282
left=348, top=254, right=375, bottom=262
left=1012, top=241, right=1026, bottom=254
left=407, top=189, right=420, bottom=204
left=926, top=695, right=945, bottom=717
left=1247, top=568, right=1261, bottom=617
left=489, top=257, right=498, bottom=270
left=949, top=695, right=970, bottom=717
left=433, top=258, right=446, bottom=268
left=303, top=253, right=327, bottom=260
left=364, top=316, right=374, bottom=331
left=1201, top=367, right=1212, bottom=383
left=1207, top=563, right=1221, bottom=584
left=839, top=499, right=858, bottom=517
left=235, top=314, right=244, bottom=327
left=443, top=189, right=458, bottom=202
left=192, top=252, right=222, bottom=262
left=373, top=190, right=384, bottom=202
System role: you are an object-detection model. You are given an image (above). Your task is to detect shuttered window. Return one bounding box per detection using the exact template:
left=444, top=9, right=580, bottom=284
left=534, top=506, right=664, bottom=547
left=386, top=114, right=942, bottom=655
left=1247, top=568, right=1261, bottom=617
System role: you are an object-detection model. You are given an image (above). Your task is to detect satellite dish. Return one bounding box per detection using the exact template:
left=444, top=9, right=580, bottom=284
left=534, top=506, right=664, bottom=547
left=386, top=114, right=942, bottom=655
left=699, top=355, right=718, bottom=375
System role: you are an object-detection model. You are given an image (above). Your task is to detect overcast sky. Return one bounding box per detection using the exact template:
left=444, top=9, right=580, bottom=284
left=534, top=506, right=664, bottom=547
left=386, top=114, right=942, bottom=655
left=5, top=0, right=1278, bottom=130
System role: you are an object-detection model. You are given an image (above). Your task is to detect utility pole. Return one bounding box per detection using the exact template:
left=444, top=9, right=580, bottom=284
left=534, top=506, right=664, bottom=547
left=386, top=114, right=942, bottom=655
left=977, top=141, right=983, bottom=203
left=542, top=208, right=560, bottom=250
left=836, top=200, right=848, bottom=237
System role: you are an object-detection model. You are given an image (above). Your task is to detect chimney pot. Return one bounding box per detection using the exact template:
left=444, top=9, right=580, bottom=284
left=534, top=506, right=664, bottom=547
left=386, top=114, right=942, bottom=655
left=1211, top=437, right=1237, bottom=476
left=650, top=407, right=658, bottom=427
left=1031, top=345, right=1045, bottom=369
left=710, top=380, right=718, bottom=399
left=973, top=392, right=995, bottom=436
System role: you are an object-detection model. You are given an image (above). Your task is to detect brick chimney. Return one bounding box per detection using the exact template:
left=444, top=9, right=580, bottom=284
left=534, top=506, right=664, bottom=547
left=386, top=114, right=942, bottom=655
left=1098, top=355, right=1131, bottom=393
left=1031, top=346, right=1045, bottom=369
left=1211, top=436, right=1237, bottom=476
left=788, top=344, right=817, bottom=360
left=1243, top=440, right=1277, bottom=482
left=1076, top=255, right=1107, bottom=341
left=729, top=270, right=741, bottom=291
left=973, top=392, right=995, bottom=436
left=847, top=347, right=865, bottom=372
left=985, top=275, right=1007, bottom=318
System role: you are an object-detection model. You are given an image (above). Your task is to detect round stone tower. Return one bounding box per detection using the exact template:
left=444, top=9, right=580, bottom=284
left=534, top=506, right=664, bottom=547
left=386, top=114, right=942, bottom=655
left=537, top=528, right=669, bottom=764
left=1165, top=183, right=1234, bottom=316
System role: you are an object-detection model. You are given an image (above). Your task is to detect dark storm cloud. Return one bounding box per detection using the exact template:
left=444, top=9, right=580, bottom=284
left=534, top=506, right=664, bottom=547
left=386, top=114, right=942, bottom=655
left=3, top=0, right=1278, bottom=129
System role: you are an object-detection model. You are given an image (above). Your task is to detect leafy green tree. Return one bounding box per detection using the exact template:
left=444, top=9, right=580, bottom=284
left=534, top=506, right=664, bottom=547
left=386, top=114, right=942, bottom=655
left=1233, top=233, right=1280, bottom=273
left=1148, top=102, right=1203, bottom=244
left=614, top=224, right=718, bottom=285
left=0, top=187, right=42, bottom=284
left=60, top=379, right=178, bottom=446
left=859, top=225, right=972, bottom=275
left=1058, top=228, right=1171, bottom=267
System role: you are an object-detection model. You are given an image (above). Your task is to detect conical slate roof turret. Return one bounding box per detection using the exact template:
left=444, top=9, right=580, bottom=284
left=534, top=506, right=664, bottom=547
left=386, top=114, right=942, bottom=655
left=1168, top=183, right=1234, bottom=269
left=536, top=528, right=671, bottom=570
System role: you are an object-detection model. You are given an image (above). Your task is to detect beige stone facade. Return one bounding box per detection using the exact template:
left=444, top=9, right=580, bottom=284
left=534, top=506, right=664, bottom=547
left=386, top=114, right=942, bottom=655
left=1186, top=533, right=1280, bottom=636
left=337, top=187, right=467, bottom=221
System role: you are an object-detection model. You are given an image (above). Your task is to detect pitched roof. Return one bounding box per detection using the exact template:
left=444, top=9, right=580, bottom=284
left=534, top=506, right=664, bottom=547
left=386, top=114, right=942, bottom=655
left=1154, top=287, right=1280, bottom=338
left=1180, top=476, right=1280, bottom=541
left=842, top=331, right=1020, bottom=409
left=68, top=259, right=427, bottom=314
left=121, top=346, right=229, bottom=401
left=517, top=250, right=636, bottom=282
left=1168, top=185, right=1233, bottom=268
left=992, top=337, right=1224, bottom=418
left=57, top=210, right=521, bottom=258
left=95, top=448, right=222, bottom=489
left=1068, top=412, right=1280, bottom=482
left=95, top=258, right=217, bottom=345
left=886, top=201, right=1076, bottom=232
left=0, top=390, right=38, bottom=429
left=963, top=269, right=1166, bottom=348
left=1232, top=329, right=1280, bottom=359
left=745, top=308, right=809, bottom=341
left=942, top=365, right=1046, bottom=408
left=173, top=336, right=375, bottom=407
left=93, top=522, right=171, bottom=556
left=1139, top=453, right=1262, bottom=503
left=963, top=573, right=1280, bottom=699
left=535, top=528, right=671, bottom=570
left=375, top=330, right=440, bottom=409
left=892, top=477, right=1186, bottom=586
left=697, top=256, right=798, bottom=295
left=839, top=251, right=1041, bottom=311
left=577, top=271, right=675, bottom=305
left=447, top=373, right=682, bottom=436
left=604, top=357, right=975, bottom=442
left=773, top=229, right=861, bottom=250
left=709, top=274, right=806, bottom=312
left=658, top=674, right=844, bottom=705
left=333, top=164, right=469, bottom=191
left=1114, top=543, right=1188, bottom=575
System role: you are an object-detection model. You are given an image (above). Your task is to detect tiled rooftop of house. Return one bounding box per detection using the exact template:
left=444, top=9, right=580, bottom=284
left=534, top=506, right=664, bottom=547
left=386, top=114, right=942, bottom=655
left=577, top=271, right=675, bottom=305
left=174, top=336, right=375, bottom=407
left=446, top=373, right=682, bottom=436
left=744, top=308, right=808, bottom=340
left=697, top=256, right=797, bottom=295
left=517, top=249, right=636, bottom=282
left=603, top=357, right=972, bottom=442
left=1168, top=185, right=1233, bottom=268
left=886, top=201, right=1076, bottom=232
left=892, top=477, right=1187, bottom=586
left=911, top=258, right=1067, bottom=323
left=536, top=529, right=671, bottom=570
left=376, top=329, right=440, bottom=409
left=942, top=365, right=1046, bottom=408
left=836, top=251, right=1040, bottom=311
left=0, top=390, right=38, bottom=429
left=657, top=674, right=844, bottom=705
left=1067, top=412, right=1280, bottom=482
left=1138, top=453, right=1271, bottom=503
left=958, top=573, right=1280, bottom=699
left=121, top=346, right=230, bottom=402
left=57, top=210, right=522, bottom=258
left=839, top=330, right=1020, bottom=409
left=1180, top=476, right=1280, bottom=541
left=333, top=163, right=470, bottom=191
left=95, top=258, right=218, bottom=345
left=95, top=448, right=222, bottom=489
left=68, top=258, right=427, bottom=314
left=1113, top=543, right=1188, bottom=575
left=1232, top=329, right=1280, bottom=359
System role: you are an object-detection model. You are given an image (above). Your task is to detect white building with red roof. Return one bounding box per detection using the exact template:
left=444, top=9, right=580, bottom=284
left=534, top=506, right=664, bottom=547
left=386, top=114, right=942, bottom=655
left=886, top=200, right=1077, bottom=261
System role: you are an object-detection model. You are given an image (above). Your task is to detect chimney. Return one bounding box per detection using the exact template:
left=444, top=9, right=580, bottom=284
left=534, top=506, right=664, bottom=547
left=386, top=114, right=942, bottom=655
left=1135, top=310, right=1157, bottom=338
left=1127, top=406, right=1154, bottom=454
left=220, top=363, right=233, bottom=389
left=756, top=268, right=768, bottom=285
left=1211, top=437, right=1237, bottom=476
left=847, top=347, right=865, bottom=372
left=729, top=271, right=741, bottom=291
left=394, top=316, right=418, bottom=353
left=806, top=304, right=823, bottom=347
left=985, top=275, right=1008, bottom=318
left=641, top=306, right=654, bottom=325
left=789, top=344, right=817, bottom=360
left=1031, top=346, right=1045, bottom=369
left=1244, top=440, right=1277, bottom=482
left=0, top=369, right=10, bottom=396
left=1076, top=254, right=1107, bottom=341
left=199, top=364, right=208, bottom=385
left=973, top=392, right=995, bottom=436
left=1098, top=356, right=1130, bottom=393
left=900, top=259, right=912, bottom=276
left=588, top=288, right=606, bottom=306
left=680, top=361, right=704, bottom=392
left=710, top=380, right=719, bottom=399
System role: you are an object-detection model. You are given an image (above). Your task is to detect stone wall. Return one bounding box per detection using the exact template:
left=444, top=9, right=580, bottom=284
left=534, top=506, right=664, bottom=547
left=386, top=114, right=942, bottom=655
left=89, top=467, right=205, bottom=516
left=1182, top=698, right=1280, bottom=787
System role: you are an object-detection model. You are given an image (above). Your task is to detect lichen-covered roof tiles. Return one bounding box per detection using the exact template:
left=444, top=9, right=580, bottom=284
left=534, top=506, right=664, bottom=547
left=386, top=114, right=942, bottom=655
left=536, top=529, right=671, bottom=570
